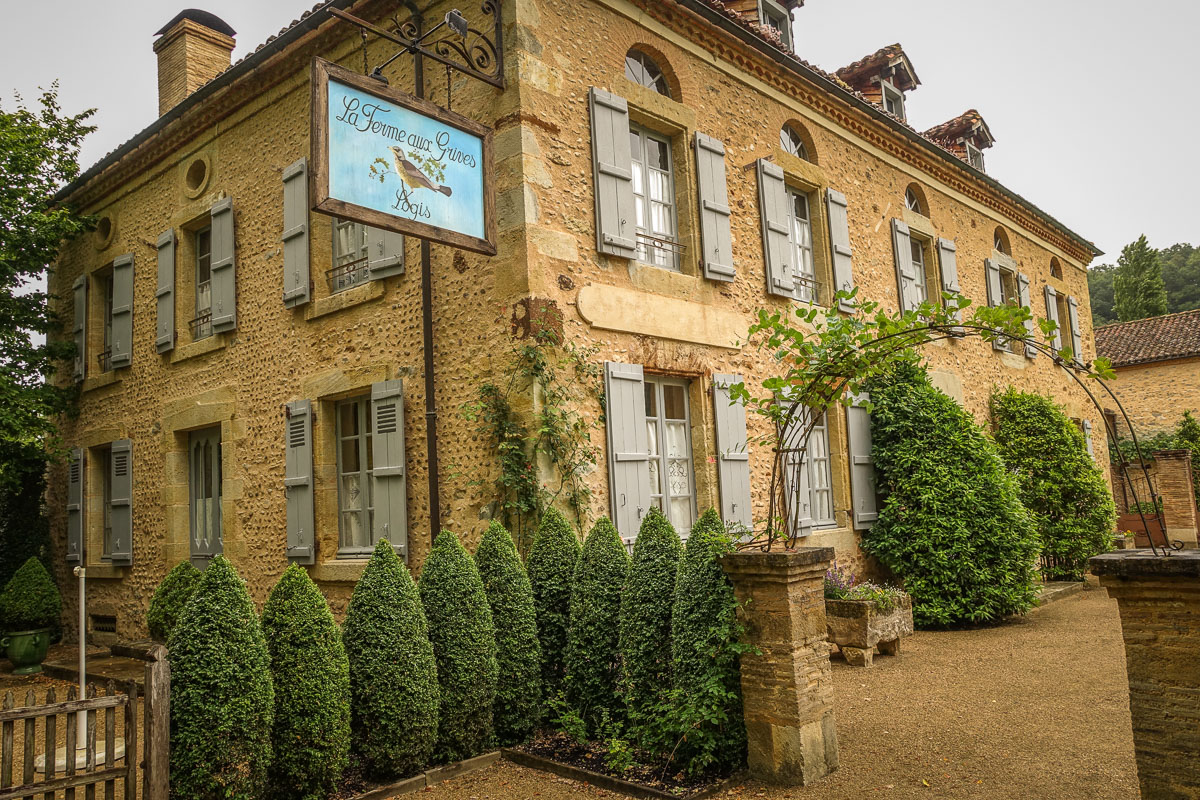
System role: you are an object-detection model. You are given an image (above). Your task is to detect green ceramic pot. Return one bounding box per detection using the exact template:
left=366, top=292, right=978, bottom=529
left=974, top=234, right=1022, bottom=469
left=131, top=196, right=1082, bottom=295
left=2, top=628, right=52, bottom=675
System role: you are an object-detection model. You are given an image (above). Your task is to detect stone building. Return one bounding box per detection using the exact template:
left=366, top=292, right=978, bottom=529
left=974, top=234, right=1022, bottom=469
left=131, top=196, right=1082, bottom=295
left=50, top=0, right=1107, bottom=639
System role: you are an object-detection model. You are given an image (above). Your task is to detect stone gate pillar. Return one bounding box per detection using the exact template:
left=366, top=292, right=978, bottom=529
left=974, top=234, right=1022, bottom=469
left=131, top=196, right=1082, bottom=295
left=722, top=548, right=838, bottom=785
left=1090, top=550, right=1200, bottom=799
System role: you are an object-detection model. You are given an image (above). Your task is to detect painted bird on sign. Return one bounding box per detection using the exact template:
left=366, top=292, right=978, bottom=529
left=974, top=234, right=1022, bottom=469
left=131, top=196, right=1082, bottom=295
left=388, top=146, right=453, bottom=196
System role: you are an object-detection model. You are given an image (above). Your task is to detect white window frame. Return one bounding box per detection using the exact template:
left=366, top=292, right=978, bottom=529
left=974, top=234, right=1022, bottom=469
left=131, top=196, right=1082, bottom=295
left=904, top=187, right=922, bottom=214
left=189, top=426, right=222, bottom=565
left=193, top=226, right=213, bottom=341
left=965, top=141, right=985, bottom=171
left=786, top=186, right=817, bottom=304
left=780, top=125, right=808, bottom=160
left=644, top=376, right=696, bottom=535
left=332, top=218, right=371, bottom=293
left=624, top=50, right=671, bottom=98
left=806, top=412, right=836, bottom=529
left=758, top=0, right=791, bottom=48
left=629, top=124, right=681, bottom=271
left=881, top=79, right=906, bottom=121
left=335, top=395, right=376, bottom=557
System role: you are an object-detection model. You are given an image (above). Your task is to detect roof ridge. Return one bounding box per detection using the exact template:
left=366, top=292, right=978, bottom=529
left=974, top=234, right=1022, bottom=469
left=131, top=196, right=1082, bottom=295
left=1096, top=307, right=1200, bottom=330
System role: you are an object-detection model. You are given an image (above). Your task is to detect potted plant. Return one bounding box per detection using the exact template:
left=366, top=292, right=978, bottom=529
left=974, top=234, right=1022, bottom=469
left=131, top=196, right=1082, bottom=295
left=823, top=566, right=912, bottom=667
left=0, top=558, right=62, bottom=675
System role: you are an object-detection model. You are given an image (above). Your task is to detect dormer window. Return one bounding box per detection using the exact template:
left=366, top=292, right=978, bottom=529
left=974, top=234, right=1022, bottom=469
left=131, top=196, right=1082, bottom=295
left=780, top=124, right=810, bottom=161
left=882, top=80, right=905, bottom=121
left=965, top=141, right=985, bottom=172
left=758, top=0, right=792, bottom=49
left=625, top=49, right=671, bottom=98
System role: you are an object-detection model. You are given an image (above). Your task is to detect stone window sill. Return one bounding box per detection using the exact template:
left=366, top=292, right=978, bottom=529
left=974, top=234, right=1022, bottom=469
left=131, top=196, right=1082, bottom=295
left=81, top=370, right=122, bottom=394
left=83, top=564, right=128, bottom=580
left=304, top=280, right=385, bottom=321
left=307, top=560, right=369, bottom=584
left=170, top=332, right=229, bottom=364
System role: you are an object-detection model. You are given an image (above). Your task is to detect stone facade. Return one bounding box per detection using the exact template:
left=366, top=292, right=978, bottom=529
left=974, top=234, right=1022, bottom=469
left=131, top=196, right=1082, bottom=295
left=1108, top=356, right=1200, bottom=438
left=50, top=0, right=1108, bottom=639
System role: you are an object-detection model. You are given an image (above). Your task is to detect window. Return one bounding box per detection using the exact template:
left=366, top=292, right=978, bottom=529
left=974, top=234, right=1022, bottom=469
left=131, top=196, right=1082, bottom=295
left=998, top=267, right=1018, bottom=306
left=758, top=0, right=791, bottom=48
left=629, top=125, right=680, bottom=270
left=994, top=227, right=1010, bottom=255
left=99, top=446, right=113, bottom=560
left=189, top=426, right=222, bottom=566
left=882, top=80, right=905, bottom=121
left=331, top=218, right=370, bottom=292
left=644, top=377, right=695, bottom=533
left=909, top=237, right=929, bottom=305
left=806, top=412, right=835, bottom=528
left=783, top=409, right=836, bottom=534
left=780, top=124, right=809, bottom=160
left=1050, top=257, right=1063, bottom=280
left=98, top=272, right=114, bottom=373
left=625, top=49, right=671, bottom=98
left=904, top=186, right=923, bottom=214
left=966, top=142, right=985, bottom=172
left=192, top=226, right=213, bottom=341
left=787, top=187, right=817, bottom=303
left=336, top=396, right=376, bottom=555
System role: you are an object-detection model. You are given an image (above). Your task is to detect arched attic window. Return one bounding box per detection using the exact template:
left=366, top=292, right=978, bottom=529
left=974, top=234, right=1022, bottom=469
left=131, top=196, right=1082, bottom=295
left=994, top=226, right=1011, bottom=255
left=780, top=123, right=810, bottom=161
left=625, top=49, right=671, bottom=98
left=904, top=184, right=926, bottom=215
left=1049, top=257, right=1063, bottom=279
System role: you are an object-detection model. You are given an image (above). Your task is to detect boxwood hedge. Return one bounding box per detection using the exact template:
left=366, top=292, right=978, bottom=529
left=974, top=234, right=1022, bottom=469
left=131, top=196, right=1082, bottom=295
left=146, top=561, right=201, bottom=643
left=526, top=507, right=580, bottom=696
left=0, top=557, right=60, bottom=632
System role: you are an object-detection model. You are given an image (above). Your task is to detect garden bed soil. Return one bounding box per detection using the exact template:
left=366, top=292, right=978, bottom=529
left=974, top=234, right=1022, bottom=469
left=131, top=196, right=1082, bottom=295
left=512, top=730, right=733, bottom=799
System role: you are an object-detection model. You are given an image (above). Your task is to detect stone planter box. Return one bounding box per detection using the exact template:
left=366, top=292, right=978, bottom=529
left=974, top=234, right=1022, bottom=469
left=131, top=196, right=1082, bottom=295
left=825, top=595, right=913, bottom=667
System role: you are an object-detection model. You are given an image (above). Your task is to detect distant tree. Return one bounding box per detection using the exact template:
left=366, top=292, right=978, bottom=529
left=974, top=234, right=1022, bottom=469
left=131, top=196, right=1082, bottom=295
left=1087, top=262, right=1118, bottom=327
left=1113, top=235, right=1168, bottom=322
left=1160, top=243, right=1200, bottom=314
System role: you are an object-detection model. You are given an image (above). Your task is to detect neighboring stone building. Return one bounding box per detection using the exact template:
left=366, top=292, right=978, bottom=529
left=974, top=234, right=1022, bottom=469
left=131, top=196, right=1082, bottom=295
left=51, top=0, right=1107, bottom=639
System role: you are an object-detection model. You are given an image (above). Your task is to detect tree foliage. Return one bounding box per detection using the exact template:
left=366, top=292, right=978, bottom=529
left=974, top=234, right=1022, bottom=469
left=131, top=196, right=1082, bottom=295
left=0, top=454, right=51, bottom=587
left=474, top=520, right=541, bottom=745
left=261, top=564, right=350, bottom=800
left=168, top=556, right=274, bottom=800
left=1113, top=234, right=1168, bottom=322
left=526, top=506, right=580, bottom=696
left=564, top=517, right=628, bottom=735
left=419, top=530, right=499, bottom=762
left=342, top=539, right=438, bottom=778
left=146, top=561, right=201, bottom=643
left=1092, top=241, right=1200, bottom=326
left=991, top=388, right=1116, bottom=580
left=0, top=556, right=60, bottom=631
left=864, top=360, right=1040, bottom=626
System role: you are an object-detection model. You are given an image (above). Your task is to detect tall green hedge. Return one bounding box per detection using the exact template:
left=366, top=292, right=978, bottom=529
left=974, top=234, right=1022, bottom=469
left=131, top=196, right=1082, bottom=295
left=619, top=507, right=681, bottom=740
left=667, top=508, right=745, bottom=775
left=261, top=564, right=350, bottom=800
left=864, top=360, right=1039, bottom=626
left=564, top=517, right=628, bottom=734
left=0, top=455, right=51, bottom=588
left=0, top=557, right=60, bottom=631
left=526, top=507, right=580, bottom=696
left=146, top=561, right=201, bottom=642
left=168, top=556, right=274, bottom=800
left=474, top=520, right=541, bottom=745
left=342, top=539, right=438, bottom=778
left=419, top=530, right=499, bottom=762
left=992, top=388, right=1117, bottom=580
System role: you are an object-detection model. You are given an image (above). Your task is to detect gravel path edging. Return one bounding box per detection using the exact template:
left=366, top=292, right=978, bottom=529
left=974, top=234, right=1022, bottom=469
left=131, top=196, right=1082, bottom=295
left=501, top=748, right=742, bottom=799
left=348, top=751, right=502, bottom=800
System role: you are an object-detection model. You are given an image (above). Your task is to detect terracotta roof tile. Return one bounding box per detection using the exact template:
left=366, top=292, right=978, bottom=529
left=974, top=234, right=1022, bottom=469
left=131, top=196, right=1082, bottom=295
left=923, top=109, right=993, bottom=147
left=1095, top=309, right=1200, bottom=367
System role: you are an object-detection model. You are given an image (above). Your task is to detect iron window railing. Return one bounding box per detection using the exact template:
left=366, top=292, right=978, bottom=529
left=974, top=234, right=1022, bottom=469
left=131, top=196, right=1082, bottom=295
left=327, top=257, right=371, bottom=294
left=96, top=349, right=113, bottom=373
left=189, top=312, right=213, bottom=341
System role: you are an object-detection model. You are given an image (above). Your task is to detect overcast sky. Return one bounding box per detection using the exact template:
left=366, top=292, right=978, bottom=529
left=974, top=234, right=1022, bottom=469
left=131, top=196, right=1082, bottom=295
left=2, top=0, right=1195, bottom=264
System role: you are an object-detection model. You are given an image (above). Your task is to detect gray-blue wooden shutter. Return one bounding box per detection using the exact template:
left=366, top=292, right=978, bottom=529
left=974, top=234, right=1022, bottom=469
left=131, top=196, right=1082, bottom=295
left=589, top=88, right=637, bottom=258
left=1067, top=295, right=1083, bottom=365
left=712, top=374, right=751, bottom=533
left=937, top=238, right=963, bottom=333
left=845, top=396, right=877, bottom=530
left=155, top=230, right=176, bottom=353
left=694, top=132, right=734, bottom=282
left=984, top=259, right=1006, bottom=351
left=109, top=438, right=133, bottom=565
left=72, top=275, right=86, bottom=382
left=66, top=447, right=83, bottom=563
left=282, top=159, right=310, bottom=308
left=756, top=159, right=794, bottom=297
left=891, top=219, right=917, bottom=312
left=110, top=254, right=134, bottom=369
left=1017, top=272, right=1036, bottom=358
left=1044, top=285, right=1062, bottom=351
left=826, top=189, right=856, bottom=313
left=604, top=361, right=651, bottom=543
left=366, top=227, right=405, bottom=280
left=209, top=197, right=236, bottom=332
left=284, top=400, right=315, bottom=564
left=779, top=404, right=812, bottom=537
left=371, top=380, right=408, bottom=559
left=1083, top=419, right=1095, bottom=458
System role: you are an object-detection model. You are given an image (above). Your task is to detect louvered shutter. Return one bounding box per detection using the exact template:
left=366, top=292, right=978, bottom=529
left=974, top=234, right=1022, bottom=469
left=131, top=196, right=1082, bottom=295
left=780, top=404, right=812, bottom=538
left=109, top=439, right=133, bottom=565
left=845, top=396, right=877, bottom=529
left=589, top=88, right=637, bottom=258
left=282, top=159, right=310, bottom=307
left=209, top=197, right=237, bottom=333
left=891, top=219, right=917, bottom=312
left=371, top=380, right=408, bottom=558
left=937, top=238, right=963, bottom=332
left=155, top=230, right=176, bottom=353
left=110, top=254, right=134, bottom=369
left=366, top=227, right=405, bottom=279
left=1083, top=419, right=1095, bottom=458
left=1017, top=272, right=1037, bottom=358
left=694, top=132, right=734, bottom=281
left=72, top=276, right=86, bottom=382
left=1067, top=295, right=1084, bottom=365
left=604, top=362, right=651, bottom=543
left=284, top=400, right=315, bottom=564
left=66, top=448, right=83, bottom=563
left=984, top=259, right=1006, bottom=351
left=712, top=374, right=752, bottom=532
left=1044, top=285, right=1062, bottom=351
left=826, top=189, right=856, bottom=313
left=756, top=159, right=794, bottom=297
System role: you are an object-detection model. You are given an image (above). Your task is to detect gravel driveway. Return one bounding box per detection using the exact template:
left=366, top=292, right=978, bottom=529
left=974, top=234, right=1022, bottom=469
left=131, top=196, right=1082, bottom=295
left=418, top=582, right=1138, bottom=799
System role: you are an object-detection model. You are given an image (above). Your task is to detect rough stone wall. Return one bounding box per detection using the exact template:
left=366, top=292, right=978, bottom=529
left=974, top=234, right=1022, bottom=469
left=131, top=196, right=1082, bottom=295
left=1108, top=357, right=1200, bottom=438
left=154, top=20, right=235, bottom=116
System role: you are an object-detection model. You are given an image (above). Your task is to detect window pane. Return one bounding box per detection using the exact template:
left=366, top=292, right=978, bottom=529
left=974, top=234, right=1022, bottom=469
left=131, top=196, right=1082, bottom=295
left=644, top=383, right=657, bottom=418
left=646, top=138, right=669, bottom=171
left=662, top=385, right=686, bottom=420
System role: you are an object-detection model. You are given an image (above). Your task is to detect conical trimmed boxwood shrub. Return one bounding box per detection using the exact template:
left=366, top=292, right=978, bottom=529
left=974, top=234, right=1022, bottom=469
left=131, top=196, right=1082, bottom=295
left=474, top=521, right=541, bottom=745
left=342, top=539, right=438, bottom=778
left=526, top=507, right=580, bottom=696
left=668, top=509, right=745, bottom=775
left=261, top=564, right=350, bottom=800
left=146, top=561, right=201, bottom=642
left=619, top=507, right=681, bottom=741
left=564, top=517, right=628, bottom=734
left=168, top=556, right=274, bottom=800
left=864, top=360, right=1039, bottom=626
left=419, top=530, right=499, bottom=762
left=0, top=557, right=61, bottom=631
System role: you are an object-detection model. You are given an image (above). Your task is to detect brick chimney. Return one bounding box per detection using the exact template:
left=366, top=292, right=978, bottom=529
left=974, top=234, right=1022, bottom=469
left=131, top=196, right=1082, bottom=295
left=153, top=9, right=236, bottom=116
